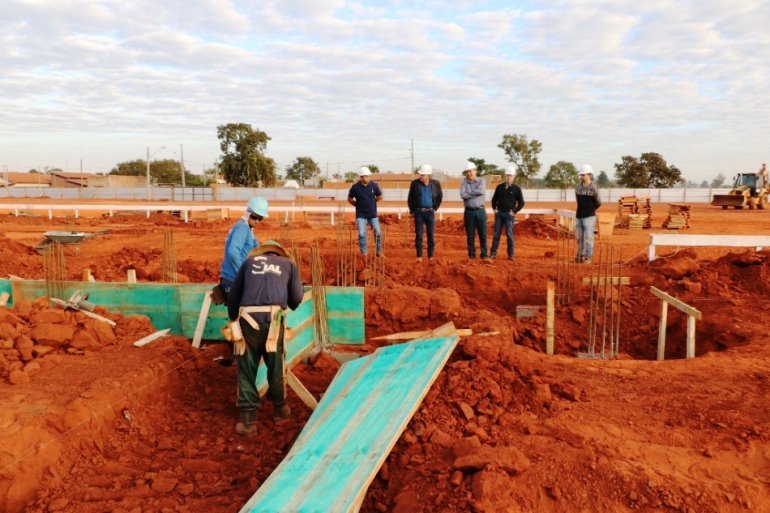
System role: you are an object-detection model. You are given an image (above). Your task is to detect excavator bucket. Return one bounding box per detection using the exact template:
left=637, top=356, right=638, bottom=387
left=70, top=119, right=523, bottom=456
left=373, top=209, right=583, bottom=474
left=711, top=194, right=746, bottom=208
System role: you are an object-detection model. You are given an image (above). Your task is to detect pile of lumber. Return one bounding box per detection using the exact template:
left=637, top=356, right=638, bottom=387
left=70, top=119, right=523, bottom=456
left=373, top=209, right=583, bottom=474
left=617, top=196, right=652, bottom=229
left=627, top=214, right=646, bottom=230
left=662, top=203, right=692, bottom=229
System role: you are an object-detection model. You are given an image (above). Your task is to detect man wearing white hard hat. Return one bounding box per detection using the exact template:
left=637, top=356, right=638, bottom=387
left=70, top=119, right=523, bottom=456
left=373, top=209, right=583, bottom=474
left=460, top=161, right=488, bottom=259
left=490, top=167, right=525, bottom=260
left=575, top=164, right=602, bottom=263
left=407, top=164, right=443, bottom=262
left=347, top=166, right=383, bottom=256
left=216, top=197, right=267, bottom=301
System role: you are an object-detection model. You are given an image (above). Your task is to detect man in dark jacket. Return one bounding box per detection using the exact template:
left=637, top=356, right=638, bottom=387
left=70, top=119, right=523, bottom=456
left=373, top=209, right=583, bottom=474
left=407, top=164, right=443, bottom=262
left=227, top=240, right=304, bottom=435
left=490, top=167, right=525, bottom=260
left=575, top=164, right=602, bottom=263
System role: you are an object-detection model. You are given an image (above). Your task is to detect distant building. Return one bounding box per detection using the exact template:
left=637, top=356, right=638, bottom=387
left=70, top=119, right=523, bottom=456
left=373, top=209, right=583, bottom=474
left=0, top=172, right=51, bottom=188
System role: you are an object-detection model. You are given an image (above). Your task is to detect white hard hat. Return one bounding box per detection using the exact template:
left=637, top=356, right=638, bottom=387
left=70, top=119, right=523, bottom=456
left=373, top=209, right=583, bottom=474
left=464, top=161, right=477, bottom=172
left=505, top=167, right=515, bottom=176
left=579, top=164, right=593, bottom=175
left=418, top=164, right=432, bottom=175
left=358, top=166, right=371, bottom=176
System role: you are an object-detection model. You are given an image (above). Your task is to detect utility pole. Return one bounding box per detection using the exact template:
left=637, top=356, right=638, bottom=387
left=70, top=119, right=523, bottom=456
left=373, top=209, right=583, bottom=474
left=146, top=147, right=151, bottom=200
left=410, top=138, right=414, bottom=173
left=79, top=159, right=83, bottom=199
left=179, top=143, right=186, bottom=188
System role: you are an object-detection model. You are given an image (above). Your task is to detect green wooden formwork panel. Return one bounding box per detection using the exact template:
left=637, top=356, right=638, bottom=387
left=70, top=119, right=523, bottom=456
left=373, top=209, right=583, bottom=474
left=325, top=286, right=364, bottom=345
left=240, top=334, right=459, bottom=513
left=178, top=285, right=229, bottom=339
left=1, top=279, right=185, bottom=334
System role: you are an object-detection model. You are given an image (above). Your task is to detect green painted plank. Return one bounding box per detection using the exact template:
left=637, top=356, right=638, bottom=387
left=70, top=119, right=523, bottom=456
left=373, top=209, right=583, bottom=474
left=240, top=334, right=459, bottom=513
left=286, top=297, right=313, bottom=329
left=325, top=286, right=364, bottom=345
left=327, top=318, right=364, bottom=345
left=325, top=288, right=363, bottom=311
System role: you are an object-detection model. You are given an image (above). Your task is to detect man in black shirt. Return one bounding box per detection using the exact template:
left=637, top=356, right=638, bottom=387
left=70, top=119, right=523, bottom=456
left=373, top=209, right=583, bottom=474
left=490, top=168, right=525, bottom=260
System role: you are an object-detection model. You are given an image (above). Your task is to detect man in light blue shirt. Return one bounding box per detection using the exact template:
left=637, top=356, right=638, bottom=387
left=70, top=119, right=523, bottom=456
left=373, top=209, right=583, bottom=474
left=219, top=197, right=267, bottom=296
left=460, top=161, right=488, bottom=259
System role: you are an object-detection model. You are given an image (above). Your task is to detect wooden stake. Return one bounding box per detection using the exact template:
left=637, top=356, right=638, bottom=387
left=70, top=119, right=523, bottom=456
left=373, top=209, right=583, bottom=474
left=546, top=281, right=555, bottom=355
left=686, top=315, right=696, bottom=359
left=657, top=301, right=668, bottom=361
left=0, top=292, right=9, bottom=307
left=127, top=269, right=137, bottom=284
left=133, top=329, right=171, bottom=347
left=286, top=368, right=318, bottom=410
left=192, top=290, right=212, bottom=349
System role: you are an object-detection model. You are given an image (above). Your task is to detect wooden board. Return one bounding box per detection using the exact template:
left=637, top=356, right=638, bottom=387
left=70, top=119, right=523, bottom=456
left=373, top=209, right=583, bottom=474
left=371, top=328, right=472, bottom=342
left=650, top=286, right=702, bottom=320
left=239, top=323, right=460, bottom=513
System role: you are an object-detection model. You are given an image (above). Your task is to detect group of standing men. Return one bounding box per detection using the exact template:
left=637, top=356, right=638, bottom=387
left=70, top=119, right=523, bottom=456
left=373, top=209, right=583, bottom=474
left=217, top=162, right=601, bottom=435
left=349, top=161, right=601, bottom=263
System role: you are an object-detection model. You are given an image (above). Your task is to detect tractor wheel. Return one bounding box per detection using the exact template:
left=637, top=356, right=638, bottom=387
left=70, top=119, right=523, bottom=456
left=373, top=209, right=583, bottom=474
left=722, top=205, right=728, bottom=210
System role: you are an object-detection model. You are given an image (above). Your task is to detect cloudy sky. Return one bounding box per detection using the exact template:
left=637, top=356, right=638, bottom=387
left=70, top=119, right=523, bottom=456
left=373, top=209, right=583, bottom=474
left=2, top=0, right=769, bottom=182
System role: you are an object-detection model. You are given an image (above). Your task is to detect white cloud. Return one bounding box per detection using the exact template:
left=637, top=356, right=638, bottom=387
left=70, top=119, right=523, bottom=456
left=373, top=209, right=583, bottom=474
left=1, top=1, right=769, bottom=179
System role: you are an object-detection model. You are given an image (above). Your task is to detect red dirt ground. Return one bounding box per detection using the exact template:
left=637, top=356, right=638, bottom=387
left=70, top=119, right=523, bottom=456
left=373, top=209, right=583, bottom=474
left=0, top=200, right=768, bottom=513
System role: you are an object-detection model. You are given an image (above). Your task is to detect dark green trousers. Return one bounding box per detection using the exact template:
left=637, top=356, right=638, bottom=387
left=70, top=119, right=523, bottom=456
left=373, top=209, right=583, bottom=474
left=236, top=319, right=285, bottom=409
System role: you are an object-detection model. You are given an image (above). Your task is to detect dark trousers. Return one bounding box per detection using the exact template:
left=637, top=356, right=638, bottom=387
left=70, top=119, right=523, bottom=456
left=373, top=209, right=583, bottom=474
left=414, top=209, right=436, bottom=257
left=236, top=319, right=285, bottom=410
left=463, top=208, right=488, bottom=258
left=490, top=211, right=515, bottom=258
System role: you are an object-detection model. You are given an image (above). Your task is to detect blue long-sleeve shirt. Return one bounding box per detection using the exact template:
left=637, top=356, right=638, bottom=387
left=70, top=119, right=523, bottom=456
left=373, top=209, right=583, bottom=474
left=219, top=217, right=258, bottom=282
left=460, top=178, right=486, bottom=208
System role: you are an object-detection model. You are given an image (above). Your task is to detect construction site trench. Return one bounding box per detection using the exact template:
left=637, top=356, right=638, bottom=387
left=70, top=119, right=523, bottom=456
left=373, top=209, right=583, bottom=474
left=0, top=202, right=769, bottom=513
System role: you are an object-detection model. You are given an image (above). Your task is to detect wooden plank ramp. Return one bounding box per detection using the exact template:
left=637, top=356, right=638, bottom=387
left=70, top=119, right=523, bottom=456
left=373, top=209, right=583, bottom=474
left=239, top=322, right=460, bottom=513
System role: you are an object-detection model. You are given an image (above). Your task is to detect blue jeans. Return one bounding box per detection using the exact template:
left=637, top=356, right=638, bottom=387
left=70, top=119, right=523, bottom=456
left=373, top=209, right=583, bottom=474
left=356, top=217, right=382, bottom=255
left=414, top=209, right=435, bottom=258
left=575, top=216, right=596, bottom=259
left=463, top=208, right=488, bottom=258
left=490, top=211, right=515, bottom=258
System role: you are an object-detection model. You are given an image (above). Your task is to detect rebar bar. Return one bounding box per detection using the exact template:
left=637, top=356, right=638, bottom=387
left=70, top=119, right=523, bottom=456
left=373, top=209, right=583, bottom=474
left=601, top=243, right=612, bottom=358
left=161, top=229, right=177, bottom=282
left=310, top=244, right=330, bottom=349
left=615, top=246, right=623, bottom=356
left=43, top=241, right=66, bottom=300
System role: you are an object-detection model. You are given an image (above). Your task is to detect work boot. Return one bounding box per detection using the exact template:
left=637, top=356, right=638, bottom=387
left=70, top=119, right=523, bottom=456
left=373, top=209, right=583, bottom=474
left=273, top=403, right=291, bottom=421
left=235, top=408, right=258, bottom=436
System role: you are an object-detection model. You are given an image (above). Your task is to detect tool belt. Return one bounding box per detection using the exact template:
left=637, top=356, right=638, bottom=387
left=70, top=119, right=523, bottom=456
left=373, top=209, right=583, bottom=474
left=238, top=305, right=286, bottom=353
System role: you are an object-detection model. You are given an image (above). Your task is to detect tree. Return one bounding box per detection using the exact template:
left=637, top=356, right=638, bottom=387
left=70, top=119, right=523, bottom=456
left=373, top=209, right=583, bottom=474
left=596, top=170, right=611, bottom=187
left=110, top=158, right=183, bottom=184
left=217, top=123, right=277, bottom=187
left=467, top=157, right=502, bottom=177
left=366, top=164, right=380, bottom=174
left=614, top=152, right=682, bottom=188
left=344, top=171, right=358, bottom=182
left=711, top=173, right=726, bottom=188
left=285, top=156, right=320, bottom=187
left=498, top=133, right=542, bottom=185
left=543, top=161, right=578, bottom=189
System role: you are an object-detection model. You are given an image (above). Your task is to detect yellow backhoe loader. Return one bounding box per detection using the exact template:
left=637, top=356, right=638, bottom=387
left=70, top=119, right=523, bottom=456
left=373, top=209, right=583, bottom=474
left=711, top=172, right=768, bottom=210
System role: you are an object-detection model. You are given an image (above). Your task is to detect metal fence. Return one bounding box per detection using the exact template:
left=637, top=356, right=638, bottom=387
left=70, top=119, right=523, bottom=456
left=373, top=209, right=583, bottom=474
left=1, top=186, right=732, bottom=204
